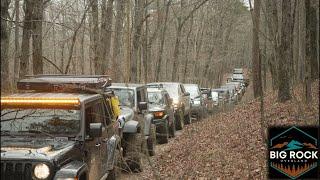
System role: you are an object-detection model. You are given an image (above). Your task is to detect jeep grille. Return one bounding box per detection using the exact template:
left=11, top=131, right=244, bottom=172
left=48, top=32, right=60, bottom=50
left=1, top=162, right=33, bottom=180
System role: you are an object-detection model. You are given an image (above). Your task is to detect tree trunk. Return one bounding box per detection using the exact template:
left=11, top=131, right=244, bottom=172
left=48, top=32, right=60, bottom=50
left=91, top=0, right=100, bottom=74
left=99, top=0, right=114, bottom=74
left=155, top=0, right=170, bottom=81
left=278, top=0, right=292, bottom=102
left=304, top=0, right=312, bottom=103
left=142, top=0, right=148, bottom=83
left=32, top=0, right=44, bottom=75
left=14, top=0, right=20, bottom=82
left=1, top=0, right=11, bottom=91
left=308, top=1, right=318, bottom=79
left=20, top=0, right=34, bottom=78
left=171, top=25, right=182, bottom=81
left=251, top=0, right=262, bottom=98
left=130, top=0, right=144, bottom=83
left=112, top=0, right=125, bottom=81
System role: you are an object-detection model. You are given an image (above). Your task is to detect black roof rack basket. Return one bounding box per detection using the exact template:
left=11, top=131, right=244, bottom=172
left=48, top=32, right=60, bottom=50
left=146, top=84, right=163, bottom=89
left=17, top=74, right=112, bottom=93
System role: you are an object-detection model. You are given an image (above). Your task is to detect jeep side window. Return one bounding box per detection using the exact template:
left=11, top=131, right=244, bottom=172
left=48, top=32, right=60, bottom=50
left=137, top=89, right=147, bottom=103
left=85, top=101, right=106, bottom=136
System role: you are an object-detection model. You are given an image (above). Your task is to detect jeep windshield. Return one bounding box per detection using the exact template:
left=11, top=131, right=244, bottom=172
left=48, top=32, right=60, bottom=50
left=111, top=89, right=135, bottom=108
left=1, top=108, right=80, bottom=137
left=160, top=84, right=179, bottom=98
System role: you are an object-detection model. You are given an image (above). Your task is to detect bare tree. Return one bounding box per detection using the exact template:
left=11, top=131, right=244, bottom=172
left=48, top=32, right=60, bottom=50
left=112, top=0, right=125, bottom=81
left=249, top=0, right=262, bottom=98
left=32, top=0, right=44, bottom=75
left=20, top=0, right=34, bottom=78
left=99, top=0, right=114, bottom=74
left=278, top=0, right=292, bottom=102
left=130, top=0, right=144, bottom=83
left=1, top=0, right=11, bottom=90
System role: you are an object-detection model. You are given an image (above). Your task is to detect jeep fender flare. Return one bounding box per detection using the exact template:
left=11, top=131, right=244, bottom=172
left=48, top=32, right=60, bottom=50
left=106, top=135, right=121, bottom=171
left=123, top=120, right=141, bottom=134
left=144, top=113, right=154, bottom=136
left=53, top=160, right=88, bottom=180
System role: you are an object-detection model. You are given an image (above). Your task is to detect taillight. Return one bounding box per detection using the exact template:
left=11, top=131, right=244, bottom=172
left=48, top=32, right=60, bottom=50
left=154, top=111, right=164, bottom=118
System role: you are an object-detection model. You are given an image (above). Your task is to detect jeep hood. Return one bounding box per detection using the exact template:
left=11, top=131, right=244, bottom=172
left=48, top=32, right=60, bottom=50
left=1, top=137, right=76, bottom=161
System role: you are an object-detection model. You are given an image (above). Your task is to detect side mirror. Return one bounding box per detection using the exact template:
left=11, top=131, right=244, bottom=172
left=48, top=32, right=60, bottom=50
left=89, top=123, right=102, bottom=138
left=138, top=102, right=148, bottom=111
left=184, top=92, right=190, bottom=96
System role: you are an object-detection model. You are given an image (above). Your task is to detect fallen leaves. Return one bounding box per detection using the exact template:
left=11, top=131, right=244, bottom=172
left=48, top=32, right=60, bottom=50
left=134, top=80, right=319, bottom=179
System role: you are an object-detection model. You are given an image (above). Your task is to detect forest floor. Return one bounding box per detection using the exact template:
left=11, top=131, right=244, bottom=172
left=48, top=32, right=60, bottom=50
left=119, top=79, right=319, bottom=179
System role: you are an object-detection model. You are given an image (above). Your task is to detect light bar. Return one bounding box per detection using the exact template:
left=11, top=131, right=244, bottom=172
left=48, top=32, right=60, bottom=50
left=1, top=97, right=80, bottom=109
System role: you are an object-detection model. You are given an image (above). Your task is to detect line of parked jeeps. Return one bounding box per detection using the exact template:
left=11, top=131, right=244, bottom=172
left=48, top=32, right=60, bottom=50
left=0, top=68, right=248, bottom=180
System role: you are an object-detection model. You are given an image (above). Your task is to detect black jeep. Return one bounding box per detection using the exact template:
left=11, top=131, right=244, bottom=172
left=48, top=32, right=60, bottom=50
left=1, top=75, right=122, bottom=180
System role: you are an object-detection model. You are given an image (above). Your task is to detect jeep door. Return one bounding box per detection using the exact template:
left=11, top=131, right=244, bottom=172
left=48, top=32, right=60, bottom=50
left=179, top=84, right=190, bottom=114
left=84, top=99, right=109, bottom=179
left=163, top=92, right=174, bottom=125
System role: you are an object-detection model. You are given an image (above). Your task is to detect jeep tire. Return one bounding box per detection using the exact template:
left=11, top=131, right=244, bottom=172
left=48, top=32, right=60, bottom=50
left=107, top=148, right=121, bottom=180
left=184, top=111, right=192, bottom=125
left=169, top=116, right=176, bottom=138
left=157, top=120, right=169, bottom=144
left=147, top=124, right=156, bottom=156
left=124, top=133, right=143, bottom=172
left=174, top=110, right=184, bottom=130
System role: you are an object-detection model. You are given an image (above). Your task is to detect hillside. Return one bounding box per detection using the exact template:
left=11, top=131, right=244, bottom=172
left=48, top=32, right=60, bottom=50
left=126, top=80, right=319, bottom=179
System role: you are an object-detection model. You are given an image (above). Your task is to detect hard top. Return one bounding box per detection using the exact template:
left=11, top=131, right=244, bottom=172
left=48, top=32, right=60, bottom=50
left=183, top=83, right=199, bottom=87
left=147, top=87, right=167, bottom=93
left=212, top=88, right=229, bottom=92
left=108, top=83, right=145, bottom=90
left=17, top=74, right=111, bottom=92
left=147, top=82, right=181, bottom=86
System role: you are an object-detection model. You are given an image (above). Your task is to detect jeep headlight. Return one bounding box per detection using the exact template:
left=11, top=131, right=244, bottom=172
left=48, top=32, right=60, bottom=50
left=34, top=163, right=50, bottom=179
left=173, top=99, right=179, bottom=105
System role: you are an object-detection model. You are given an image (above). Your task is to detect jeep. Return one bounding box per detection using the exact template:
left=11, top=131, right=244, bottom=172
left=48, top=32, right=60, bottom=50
left=147, top=86, right=176, bottom=144
left=0, top=75, right=122, bottom=180
left=147, top=82, right=191, bottom=130
left=183, top=84, right=206, bottom=120
left=106, top=83, right=156, bottom=157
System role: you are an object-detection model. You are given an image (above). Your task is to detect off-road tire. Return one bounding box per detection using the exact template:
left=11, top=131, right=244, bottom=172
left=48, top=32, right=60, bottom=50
left=174, top=110, right=184, bottom=130
left=157, top=120, right=169, bottom=144
left=184, top=111, right=192, bottom=124
left=169, top=116, right=176, bottom=138
left=107, top=148, right=121, bottom=180
left=147, top=124, right=156, bottom=156
left=124, top=133, right=143, bottom=172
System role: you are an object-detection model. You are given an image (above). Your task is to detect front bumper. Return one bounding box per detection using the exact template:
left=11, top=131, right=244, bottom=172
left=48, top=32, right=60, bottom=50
left=190, top=104, right=203, bottom=115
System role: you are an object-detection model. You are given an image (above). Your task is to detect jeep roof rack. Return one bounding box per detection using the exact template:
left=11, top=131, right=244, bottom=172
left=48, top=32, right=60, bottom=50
left=17, top=74, right=112, bottom=93
left=146, top=83, right=163, bottom=89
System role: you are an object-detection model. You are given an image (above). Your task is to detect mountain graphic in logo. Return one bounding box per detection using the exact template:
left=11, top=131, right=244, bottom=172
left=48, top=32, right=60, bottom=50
left=268, top=126, right=319, bottom=179
left=284, top=140, right=303, bottom=151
